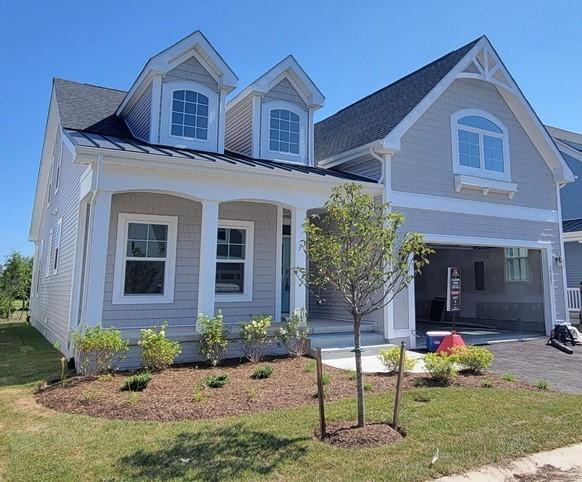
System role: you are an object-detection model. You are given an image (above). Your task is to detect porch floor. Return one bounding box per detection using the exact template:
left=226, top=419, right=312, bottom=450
left=415, top=321, right=545, bottom=348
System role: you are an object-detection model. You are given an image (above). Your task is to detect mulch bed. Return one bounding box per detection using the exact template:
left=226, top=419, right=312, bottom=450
left=35, top=356, right=533, bottom=422
left=315, top=421, right=403, bottom=448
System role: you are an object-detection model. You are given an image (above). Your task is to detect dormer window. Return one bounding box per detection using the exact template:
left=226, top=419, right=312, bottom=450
left=451, top=109, right=511, bottom=182
left=269, top=109, right=300, bottom=154
left=171, top=90, right=209, bottom=140
left=160, top=80, right=219, bottom=151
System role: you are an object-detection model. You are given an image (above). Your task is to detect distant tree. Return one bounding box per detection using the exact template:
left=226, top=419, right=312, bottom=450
left=298, top=183, right=432, bottom=427
left=0, top=251, right=33, bottom=319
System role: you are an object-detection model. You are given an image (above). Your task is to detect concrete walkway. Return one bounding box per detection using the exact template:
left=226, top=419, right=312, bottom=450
left=435, top=443, right=582, bottom=481
left=488, top=339, right=582, bottom=394
left=321, top=345, right=427, bottom=373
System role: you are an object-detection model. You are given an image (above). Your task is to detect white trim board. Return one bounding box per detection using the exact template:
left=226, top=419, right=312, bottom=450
left=391, top=191, right=559, bottom=223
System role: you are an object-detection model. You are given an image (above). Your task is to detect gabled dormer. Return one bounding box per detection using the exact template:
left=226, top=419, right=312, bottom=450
left=225, top=56, right=324, bottom=166
left=116, top=31, right=238, bottom=153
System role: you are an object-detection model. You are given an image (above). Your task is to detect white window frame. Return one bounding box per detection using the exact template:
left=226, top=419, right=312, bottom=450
left=54, top=141, right=63, bottom=194
left=451, top=109, right=511, bottom=182
left=215, top=219, right=254, bottom=303
left=52, top=217, right=62, bottom=275
left=112, top=213, right=178, bottom=305
left=159, top=80, right=219, bottom=151
left=505, top=247, right=530, bottom=283
left=261, top=100, right=307, bottom=164
left=45, top=229, right=52, bottom=277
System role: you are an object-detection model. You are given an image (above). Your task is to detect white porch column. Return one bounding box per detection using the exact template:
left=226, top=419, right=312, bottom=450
left=197, top=200, right=219, bottom=329
left=83, top=191, right=112, bottom=327
left=290, top=207, right=307, bottom=315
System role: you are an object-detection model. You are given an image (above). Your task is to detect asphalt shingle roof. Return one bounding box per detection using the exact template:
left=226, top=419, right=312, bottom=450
left=54, top=78, right=132, bottom=137
left=563, top=218, right=582, bottom=233
left=314, top=37, right=482, bottom=162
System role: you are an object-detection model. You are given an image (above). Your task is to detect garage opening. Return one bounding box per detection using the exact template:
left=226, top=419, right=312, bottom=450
left=415, top=244, right=546, bottom=346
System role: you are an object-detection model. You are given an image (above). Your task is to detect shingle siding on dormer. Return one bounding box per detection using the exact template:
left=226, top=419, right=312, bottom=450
left=264, top=78, right=306, bottom=107
left=165, top=56, right=219, bottom=92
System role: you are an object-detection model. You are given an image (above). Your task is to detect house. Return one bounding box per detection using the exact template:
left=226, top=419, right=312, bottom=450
left=546, top=126, right=582, bottom=321
left=29, top=31, right=574, bottom=366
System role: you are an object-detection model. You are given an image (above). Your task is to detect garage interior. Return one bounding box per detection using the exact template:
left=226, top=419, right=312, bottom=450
left=414, top=244, right=546, bottom=347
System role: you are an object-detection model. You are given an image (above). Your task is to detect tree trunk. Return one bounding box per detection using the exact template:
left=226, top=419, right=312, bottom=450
left=353, top=314, right=365, bottom=427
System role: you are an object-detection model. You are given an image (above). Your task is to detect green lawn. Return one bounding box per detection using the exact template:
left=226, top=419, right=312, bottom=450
left=1, top=322, right=582, bottom=481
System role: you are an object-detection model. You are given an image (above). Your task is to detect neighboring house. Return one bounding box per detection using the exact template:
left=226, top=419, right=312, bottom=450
left=547, top=126, right=582, bottom=320
left=29, top=31, right=573, bottom=366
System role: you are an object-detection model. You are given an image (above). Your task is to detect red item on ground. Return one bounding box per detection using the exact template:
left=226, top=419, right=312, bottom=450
left=436, top=331, right=466, bottom=355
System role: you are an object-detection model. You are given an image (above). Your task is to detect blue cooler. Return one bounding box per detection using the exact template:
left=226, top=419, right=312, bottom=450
left=426, top=331, right=452, bottom=352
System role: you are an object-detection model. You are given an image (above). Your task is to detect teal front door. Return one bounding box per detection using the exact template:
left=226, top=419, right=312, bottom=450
left=281, top=236, right=291, bottom=314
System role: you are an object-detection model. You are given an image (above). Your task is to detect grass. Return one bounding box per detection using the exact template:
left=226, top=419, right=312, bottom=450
left=2, top=321, right=582, bottom=481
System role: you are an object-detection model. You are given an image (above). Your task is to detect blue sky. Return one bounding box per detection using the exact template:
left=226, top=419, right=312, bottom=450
left=1, top=0, right=581, bottom=257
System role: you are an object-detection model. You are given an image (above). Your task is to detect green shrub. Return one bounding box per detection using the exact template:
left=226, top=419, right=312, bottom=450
left=534, top=379, right=549, bottom=390
left=122, top=372, right=152, bottom=392
left=363, top=382, right=372, bottom=391
left=198, top=311, right=229, bottom=366
left=72, top=326, right=129, bottom=375
left=274, top=308, right=309, bottom=357
left=378, top=346, right=416, bottom=373
left=502, top=373, right=516, bottom=382
left=138, top=322, right=181, bottom=371
left=481, top=380, right=494, bottom=388
left=239, top=315, right=272, bottom=363
left=202, top=374, right=229, bottom=388
left=304, top=359, right=316, bottom=373
left=423, top=353, right=458, bottom=385
left=321, top=373, right=331, bottom=385
left=251, top=364, right=274, bottom=380
left=452, top=345, right=494, bottom=374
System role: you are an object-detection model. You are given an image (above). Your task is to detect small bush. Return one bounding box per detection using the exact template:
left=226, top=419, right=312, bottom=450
left=502, top=373, right=516, bottom=382
left=239, top=315, right=272, bottom=363
left=321, top=373, right=331, bottom=385
left=198, top=311, right=229, bottom=367
left=251, top=364, right=273, bottom=380
left=274, top=308, right=309, bottom=357
left=246, top=386, right=257, bottom=402
left=412, top=393, right=431, bottom=403
left=363, top=382, right=372, bottom=391
left=138, top=322, right=181, bottom=371
left=481, top=380, right=494, bottom=388
left=192, top=384, right=204, bottom=402
left=72, top=326, right=129, bottom=375
left=81, top=388, right=99, bottom=404
left=423, top=353, right=458, bottom=385
left=304, top=359, right=316, bottom=373
left=203, top=374, right=229, bottom=388
left=453, top=345, right=494, bottom=374
left=534, top=379, right=549, bottom=390
left=97, top=373, right=114, bottom=382
left=122, top=372, right=152, bottom=392
left=378, top=346, right=416, bottom=373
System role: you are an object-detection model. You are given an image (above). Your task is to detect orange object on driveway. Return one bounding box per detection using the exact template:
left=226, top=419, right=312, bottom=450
left=436, top=331, right=466, bottom=355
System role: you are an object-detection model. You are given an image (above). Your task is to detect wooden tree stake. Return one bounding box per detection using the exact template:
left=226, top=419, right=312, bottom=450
left=392, top=341, right=406, bottom=430
left=315, top=347, right=326, bottom=440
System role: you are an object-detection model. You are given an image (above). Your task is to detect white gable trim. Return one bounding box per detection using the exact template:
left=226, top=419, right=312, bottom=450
left=381, top=37, right=574, bottom=184
left=227, top=55, right=324, bottom=111
left=117, top=31, right=238, bottom=116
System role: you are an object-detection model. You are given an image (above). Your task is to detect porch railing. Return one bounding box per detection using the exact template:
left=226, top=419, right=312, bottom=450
left=567, top=288, right=581, bottom=312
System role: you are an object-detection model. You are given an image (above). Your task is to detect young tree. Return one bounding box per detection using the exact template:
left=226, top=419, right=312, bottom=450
left=0, top=251, right=33, bottom=319
left=299, top=183, right=432, bottom=427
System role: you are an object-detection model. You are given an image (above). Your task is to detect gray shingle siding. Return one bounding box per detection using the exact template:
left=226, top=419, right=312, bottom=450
left=264, top=78, right=306, bottom=107
left=165, top=56, right=219, bottom=92
left=391, top=79, right=557, bottom=210
left=559, top=151, right=582, bottom=220
left=125, top=82, right=152, bottom=142
left=564, top=241, right=582, bottom=288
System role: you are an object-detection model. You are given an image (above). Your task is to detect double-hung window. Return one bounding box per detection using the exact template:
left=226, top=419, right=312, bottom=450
left=505, top=247, right=529, bottom=282
left=452, top=109, right=510, bottom=181
left=215, top=220, right=254, bottom=302
left=113, top=214, right=177, bottom=304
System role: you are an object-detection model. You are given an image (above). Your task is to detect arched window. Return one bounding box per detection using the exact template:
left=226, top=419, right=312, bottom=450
left=269, top=109, right=300, bottom=154
left=170, top=90, right=209, bottom=140
left=452, top=110, right=509, bottom=179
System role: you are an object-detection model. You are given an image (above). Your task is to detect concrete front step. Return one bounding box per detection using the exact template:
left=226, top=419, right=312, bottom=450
left=308, top=332, right=386, bottom=352
left=308, top=321, right=376, bottom=335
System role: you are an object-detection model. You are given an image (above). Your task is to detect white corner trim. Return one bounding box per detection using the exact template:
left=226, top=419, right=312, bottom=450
left=275, top=206, right=283, bottom=321
left=112, top=213, right=178, bottom=305
left=215, top=219, right=255, bottom=303
left=391, top=190, right=558, bottom=223
left=454, top=175, right=518, bottom=199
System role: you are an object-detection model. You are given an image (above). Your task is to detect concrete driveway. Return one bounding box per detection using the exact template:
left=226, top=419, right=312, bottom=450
left=488, top=339, right=582, bottom=394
